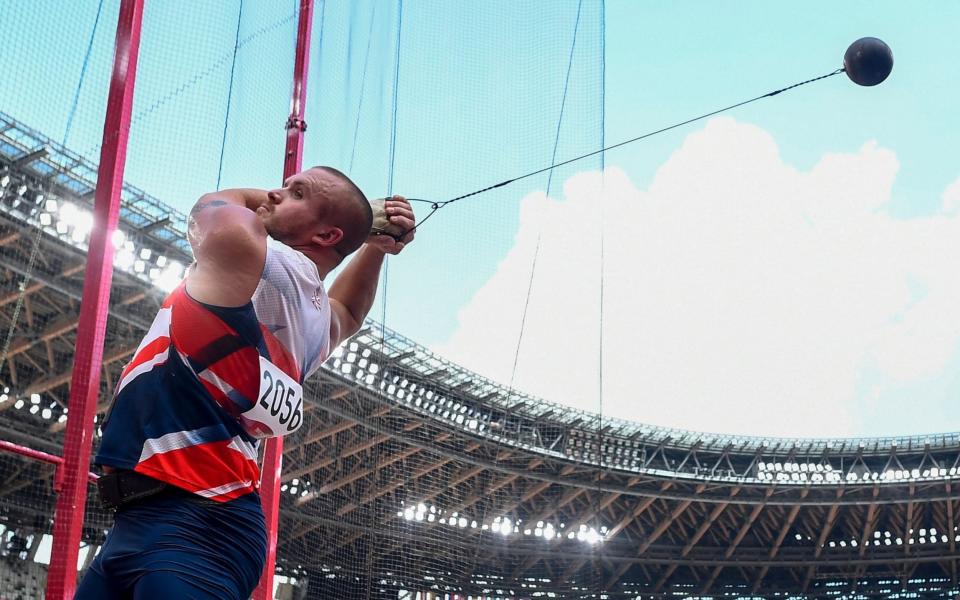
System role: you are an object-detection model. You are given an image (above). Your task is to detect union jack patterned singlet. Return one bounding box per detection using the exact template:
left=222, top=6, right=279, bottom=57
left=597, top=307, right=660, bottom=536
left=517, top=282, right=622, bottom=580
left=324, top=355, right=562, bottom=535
left=96, top=237, right=331, bottom=501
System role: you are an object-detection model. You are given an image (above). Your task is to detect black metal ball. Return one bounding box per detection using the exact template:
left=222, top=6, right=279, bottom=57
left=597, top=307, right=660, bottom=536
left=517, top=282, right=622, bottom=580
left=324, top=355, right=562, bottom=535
left=844, top=37, right=893, bottom=86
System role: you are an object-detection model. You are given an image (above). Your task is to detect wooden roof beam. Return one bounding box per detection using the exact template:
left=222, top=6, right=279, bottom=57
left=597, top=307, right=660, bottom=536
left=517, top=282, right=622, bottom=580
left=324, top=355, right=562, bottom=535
left=481, top=475, right=552, bottom=521
left=558, top=558, right=587, bottom=584
left=22, top=345, right=133, bottom=397
left=947, top=483, right=957, bottom=583
left=283, top=420, right=425, bottom=483
left=814, top=499, right=842, bottom=559
left=683, top=502, right=730, bottom=557
left=605, top=498, right=693, bottom=589
left=723, top=489, right=773, bottom=560
left=509, top=555, right=541, bottom=582
left=525, top=486, right=585, bottom=527
left=904, top=488, right=915, bottom=558
left=752, top=498, right=805, bottom=594
left=0, top=263, right=84, bottom=307
left=653, top=564, right=678, bottom=593
left=605, top=482, right=672, bottom=541
left=294, top=405, right=390, bottom=447
left=299, top=446, right=419, bottom=501
left=768, top=499, right=805, bottom=560
left=858, top=500, right=881, bottom=557
left=701, top=565, right=723, bottom=595
left=447, top=473, right=520, bottom=516
left=337, top=453, right=459, bottom=517
left=281, top=433, right=391, bottom=483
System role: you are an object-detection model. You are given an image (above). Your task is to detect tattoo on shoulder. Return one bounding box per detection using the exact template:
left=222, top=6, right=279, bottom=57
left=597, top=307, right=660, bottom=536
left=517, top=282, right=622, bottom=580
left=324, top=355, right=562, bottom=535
left=189, top=198, right=228, bottom=218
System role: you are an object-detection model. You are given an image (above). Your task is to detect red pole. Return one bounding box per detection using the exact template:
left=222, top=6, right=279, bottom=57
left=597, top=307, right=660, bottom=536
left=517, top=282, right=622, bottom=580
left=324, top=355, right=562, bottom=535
left=253, top=1, right=314, bottom=598
left=45, top=0, right=144, bottom=597
left=0, top=440, right=99, bottom=483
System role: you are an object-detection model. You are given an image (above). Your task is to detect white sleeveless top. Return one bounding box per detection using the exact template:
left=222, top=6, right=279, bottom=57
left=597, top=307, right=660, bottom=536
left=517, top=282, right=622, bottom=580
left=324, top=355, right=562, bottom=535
left=253, top=236, right=332, bottom=381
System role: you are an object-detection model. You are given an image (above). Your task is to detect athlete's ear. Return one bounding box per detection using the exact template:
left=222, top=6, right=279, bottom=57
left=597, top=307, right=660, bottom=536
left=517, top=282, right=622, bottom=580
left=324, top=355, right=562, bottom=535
left=312, top=226, right=344, bottom=249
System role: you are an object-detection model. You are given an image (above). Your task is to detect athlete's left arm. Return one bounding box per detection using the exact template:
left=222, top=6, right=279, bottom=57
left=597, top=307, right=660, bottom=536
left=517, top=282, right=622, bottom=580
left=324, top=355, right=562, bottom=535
left=327, top=196, right=415, bottom=349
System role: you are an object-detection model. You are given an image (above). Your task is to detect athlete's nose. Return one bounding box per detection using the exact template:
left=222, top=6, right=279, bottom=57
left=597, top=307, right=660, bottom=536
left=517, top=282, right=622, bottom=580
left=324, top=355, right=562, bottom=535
left=267, top=190, right=282, bottom=204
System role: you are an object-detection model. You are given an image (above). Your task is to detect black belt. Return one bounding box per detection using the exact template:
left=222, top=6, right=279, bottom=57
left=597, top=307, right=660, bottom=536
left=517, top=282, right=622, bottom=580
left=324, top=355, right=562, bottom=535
left=96, top=470, right=208, bottom=510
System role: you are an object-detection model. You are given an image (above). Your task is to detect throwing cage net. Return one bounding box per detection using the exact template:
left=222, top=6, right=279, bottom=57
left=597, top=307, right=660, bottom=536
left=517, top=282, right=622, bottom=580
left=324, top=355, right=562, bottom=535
left=3, top=1, right=960, bottom=600
left=1, top=1, right=608, bottom=598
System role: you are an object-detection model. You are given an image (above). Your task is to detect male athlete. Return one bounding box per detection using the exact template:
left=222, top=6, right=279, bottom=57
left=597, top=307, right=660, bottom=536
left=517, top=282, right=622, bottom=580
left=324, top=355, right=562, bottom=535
left=74, top=166, right=415, bottom=599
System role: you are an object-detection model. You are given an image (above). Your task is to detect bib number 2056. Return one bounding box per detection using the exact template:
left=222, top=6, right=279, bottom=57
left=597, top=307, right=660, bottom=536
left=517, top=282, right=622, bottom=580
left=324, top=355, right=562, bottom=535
left=243, top=355, right=304, bottom=437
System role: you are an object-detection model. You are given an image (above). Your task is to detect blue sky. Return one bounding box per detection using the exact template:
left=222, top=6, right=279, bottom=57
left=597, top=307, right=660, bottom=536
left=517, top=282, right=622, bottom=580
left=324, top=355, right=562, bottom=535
left=1, top=0, right=958, bottom=438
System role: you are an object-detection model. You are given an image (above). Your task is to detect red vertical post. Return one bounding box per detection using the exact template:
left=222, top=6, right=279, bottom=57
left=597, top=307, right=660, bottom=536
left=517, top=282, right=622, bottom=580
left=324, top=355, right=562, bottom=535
left=45, top=0, right=145, bottom=598
left=253, top=1, right=314, bottom=598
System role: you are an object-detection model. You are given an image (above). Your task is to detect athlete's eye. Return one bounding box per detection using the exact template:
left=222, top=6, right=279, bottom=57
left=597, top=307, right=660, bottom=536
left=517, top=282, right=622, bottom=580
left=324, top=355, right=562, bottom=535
left=294, top=188, right=303, bottom=199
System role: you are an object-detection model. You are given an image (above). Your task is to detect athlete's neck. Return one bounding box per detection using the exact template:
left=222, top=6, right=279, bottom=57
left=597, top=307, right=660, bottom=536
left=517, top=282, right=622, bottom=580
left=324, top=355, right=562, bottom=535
left=288, top=243, right=338, bottom=280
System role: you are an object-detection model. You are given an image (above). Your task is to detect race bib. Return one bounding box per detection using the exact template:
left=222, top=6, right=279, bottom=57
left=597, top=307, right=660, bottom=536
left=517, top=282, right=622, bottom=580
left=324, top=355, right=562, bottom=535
left=240, top=356, right=304, bottom=438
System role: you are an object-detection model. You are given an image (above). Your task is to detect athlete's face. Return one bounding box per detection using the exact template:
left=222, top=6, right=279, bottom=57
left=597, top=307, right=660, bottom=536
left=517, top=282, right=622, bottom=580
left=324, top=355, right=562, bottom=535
left=258, top=168, right=345, bottom=248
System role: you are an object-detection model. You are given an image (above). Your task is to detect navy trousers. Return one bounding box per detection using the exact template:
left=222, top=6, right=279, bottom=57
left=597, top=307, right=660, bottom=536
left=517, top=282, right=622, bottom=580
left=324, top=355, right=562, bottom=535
left=74, top=490, right=266, bottom=600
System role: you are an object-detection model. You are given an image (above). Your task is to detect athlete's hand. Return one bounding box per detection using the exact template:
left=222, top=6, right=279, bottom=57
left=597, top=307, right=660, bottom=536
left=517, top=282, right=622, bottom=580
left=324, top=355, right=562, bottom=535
left=367, top=195, right=415, bottom=255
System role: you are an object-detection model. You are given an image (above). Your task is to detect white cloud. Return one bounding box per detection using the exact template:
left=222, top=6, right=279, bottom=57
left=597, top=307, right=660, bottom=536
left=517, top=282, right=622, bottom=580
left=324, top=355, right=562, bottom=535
left=944, top=177, right=960, bottom=215
left=433, top=117, right=960, bottom=438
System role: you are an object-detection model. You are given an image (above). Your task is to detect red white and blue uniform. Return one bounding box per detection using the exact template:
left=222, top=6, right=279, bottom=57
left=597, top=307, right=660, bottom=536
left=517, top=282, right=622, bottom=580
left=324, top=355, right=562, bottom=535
left=78, top=238, right=332, bottom=599
left=96, top=237, right=331, bottom=501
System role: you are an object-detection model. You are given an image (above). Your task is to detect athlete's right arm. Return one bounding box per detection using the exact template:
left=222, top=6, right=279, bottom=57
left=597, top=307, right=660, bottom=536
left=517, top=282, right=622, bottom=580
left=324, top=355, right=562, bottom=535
left=185, top=189, right=269, bottom=307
